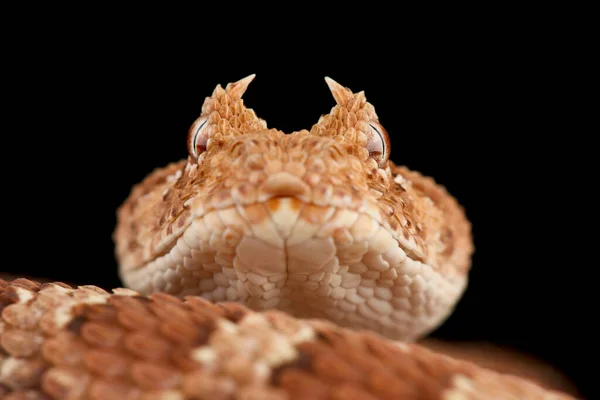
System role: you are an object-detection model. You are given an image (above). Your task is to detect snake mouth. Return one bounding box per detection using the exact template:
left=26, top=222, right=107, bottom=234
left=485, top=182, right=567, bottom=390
left=120, top=197, right=467, bottom=341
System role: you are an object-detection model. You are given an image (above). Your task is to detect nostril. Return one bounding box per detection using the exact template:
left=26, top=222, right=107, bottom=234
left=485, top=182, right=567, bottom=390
left=260, top=172, right=310, bottom=200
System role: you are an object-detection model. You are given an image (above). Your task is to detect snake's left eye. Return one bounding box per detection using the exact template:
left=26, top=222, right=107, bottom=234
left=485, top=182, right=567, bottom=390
left=187, top=116, right=209, bottom=161
left=366, top=121, right=390, bottom=167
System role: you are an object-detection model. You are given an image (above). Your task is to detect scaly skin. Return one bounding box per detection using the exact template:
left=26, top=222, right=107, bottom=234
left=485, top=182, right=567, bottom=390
left=0, top=77, right=577, bottom=398
left=114, top=76, right=473, bottom=341
left=0, top=278, right=576, bottom=399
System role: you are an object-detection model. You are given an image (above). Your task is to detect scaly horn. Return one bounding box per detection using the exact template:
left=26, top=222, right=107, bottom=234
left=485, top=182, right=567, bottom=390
left=324, top=76, right=354, bottom=105
left=226, top=74, right=256, bottom=99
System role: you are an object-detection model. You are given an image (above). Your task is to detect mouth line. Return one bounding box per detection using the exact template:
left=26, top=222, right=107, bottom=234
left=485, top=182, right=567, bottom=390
left=134, top=197, right=426, bottom=273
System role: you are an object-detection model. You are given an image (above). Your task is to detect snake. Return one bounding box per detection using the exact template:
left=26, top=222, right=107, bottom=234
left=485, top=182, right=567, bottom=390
left=0, top=76, right=576, bottom=399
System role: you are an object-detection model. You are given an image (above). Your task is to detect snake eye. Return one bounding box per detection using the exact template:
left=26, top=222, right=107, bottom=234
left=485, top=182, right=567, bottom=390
left=366, top=121, right=390, bottom=167
left=187, top=116, right=209, bottom=160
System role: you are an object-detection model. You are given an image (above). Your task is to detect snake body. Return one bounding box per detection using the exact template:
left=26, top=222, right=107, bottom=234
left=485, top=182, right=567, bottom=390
left=0, top=77, right=575, bottom=398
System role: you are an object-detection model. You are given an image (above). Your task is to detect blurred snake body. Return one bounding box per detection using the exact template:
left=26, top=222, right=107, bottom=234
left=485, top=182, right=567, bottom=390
left=0, top=77, right=575, bottom=399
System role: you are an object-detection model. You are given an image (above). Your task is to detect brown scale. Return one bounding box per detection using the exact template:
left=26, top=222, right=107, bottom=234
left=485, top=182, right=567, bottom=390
left=269, top=322, right=570, bottom=400
left=392, top=165, right=473, bottom=275
left=2, top=280, right=205, bottom=398
left=1, top=279, right=577, bottom=399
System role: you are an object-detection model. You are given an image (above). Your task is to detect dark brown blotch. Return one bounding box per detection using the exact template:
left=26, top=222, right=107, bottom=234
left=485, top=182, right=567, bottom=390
left=191, top=327, right=212, bottom=347
left=66, top=316, right=87, bottom=334
left=79, top=304, right=118, bottom=322
left=0, top=287, right=21, bottom=307
left=217, top=302, right=249, bottom=323
left=271, top=349, right=313, bottom=385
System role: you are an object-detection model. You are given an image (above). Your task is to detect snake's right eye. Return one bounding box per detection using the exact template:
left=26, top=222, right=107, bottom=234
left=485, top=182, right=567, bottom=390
left=187, top=116, right=209, bottom=161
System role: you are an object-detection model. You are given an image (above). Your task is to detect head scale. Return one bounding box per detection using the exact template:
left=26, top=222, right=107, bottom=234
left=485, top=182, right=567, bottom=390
left=311, top=77, right=390, bottom=168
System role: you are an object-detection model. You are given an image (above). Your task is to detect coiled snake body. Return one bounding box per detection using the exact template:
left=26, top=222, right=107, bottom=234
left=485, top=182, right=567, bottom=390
left=0, top=77, right=575, bottom=399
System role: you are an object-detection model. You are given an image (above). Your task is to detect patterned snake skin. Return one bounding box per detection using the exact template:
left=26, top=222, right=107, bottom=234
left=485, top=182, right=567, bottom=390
left=0, top=279, right=574, bottom=399
left=0, top=77, right=577, bottom=399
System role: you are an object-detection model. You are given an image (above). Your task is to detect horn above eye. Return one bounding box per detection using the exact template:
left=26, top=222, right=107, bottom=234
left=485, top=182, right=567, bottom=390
left=187, top=116, right=209, bottom=161
left=366, top=121, right=390, bottom=167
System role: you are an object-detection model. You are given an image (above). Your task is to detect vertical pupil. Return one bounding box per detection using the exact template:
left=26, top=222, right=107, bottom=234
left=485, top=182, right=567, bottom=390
left=369, top=123, right=385, bottom=155
left=193, top=120, right=207, bottom=155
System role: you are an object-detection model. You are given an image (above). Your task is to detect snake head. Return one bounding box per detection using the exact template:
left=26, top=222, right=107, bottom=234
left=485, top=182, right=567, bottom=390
left=115, top=76, right=472, bottom=342
left=187, top=74, right=267, bottom=162
left=311, top=77, right=391, bottom=169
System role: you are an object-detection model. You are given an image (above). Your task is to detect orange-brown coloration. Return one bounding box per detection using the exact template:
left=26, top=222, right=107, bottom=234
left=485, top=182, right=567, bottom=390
left=266, top=198, right=282, bottom=213
left=114, top=77, right=472, bottom=277
left=0, top=279, right=577, bottom=399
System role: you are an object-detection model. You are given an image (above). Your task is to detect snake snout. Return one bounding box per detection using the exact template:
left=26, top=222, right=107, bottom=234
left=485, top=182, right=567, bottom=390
left=260, top=172, right=310, bottom=201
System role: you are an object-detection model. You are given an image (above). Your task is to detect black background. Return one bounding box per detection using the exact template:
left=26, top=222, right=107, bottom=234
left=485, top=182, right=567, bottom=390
left=3, top=26, right=590, bottom=398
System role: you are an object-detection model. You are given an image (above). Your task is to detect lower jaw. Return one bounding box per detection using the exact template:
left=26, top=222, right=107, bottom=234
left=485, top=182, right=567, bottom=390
left=120, top=200, right=467, bottom=341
